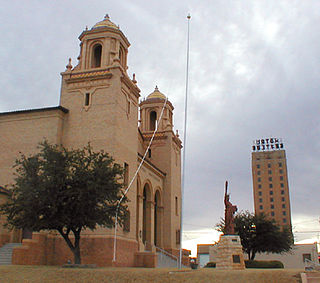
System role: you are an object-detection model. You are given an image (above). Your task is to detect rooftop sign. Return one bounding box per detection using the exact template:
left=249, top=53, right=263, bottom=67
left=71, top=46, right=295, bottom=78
left=252, top=138, right=284, bottom=152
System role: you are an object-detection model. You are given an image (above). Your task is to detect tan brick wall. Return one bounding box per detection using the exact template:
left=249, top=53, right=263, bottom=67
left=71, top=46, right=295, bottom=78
left=12, top=232, right=139, bottom=267
left=0, top=109, right=66, bottom=186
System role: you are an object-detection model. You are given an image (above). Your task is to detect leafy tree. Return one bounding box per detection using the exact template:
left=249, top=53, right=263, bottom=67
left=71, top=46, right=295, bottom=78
left=0, top=141, right=127, bottom=264
left=235, top=211, right=293, bottom=260
left=216, top=211, right=293, bottom=260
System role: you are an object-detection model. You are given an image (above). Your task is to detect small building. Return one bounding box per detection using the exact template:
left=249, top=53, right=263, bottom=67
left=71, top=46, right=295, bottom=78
left=252, top=243, right=319, bottom=269
left=197, top=244, right=214, bottom=267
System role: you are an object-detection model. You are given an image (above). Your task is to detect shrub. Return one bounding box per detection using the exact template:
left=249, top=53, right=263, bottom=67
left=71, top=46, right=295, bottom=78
left=190, top=262, right=198, bottom=269
left=245, top=260, right=284, bottom=268
left=204, top=262, right=216, bottom=268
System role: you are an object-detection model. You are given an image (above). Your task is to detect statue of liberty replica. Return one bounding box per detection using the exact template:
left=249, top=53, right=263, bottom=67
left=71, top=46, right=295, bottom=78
left=224, top=181, right=237, bottom=235
left=213, top=181, right=245, bottom=270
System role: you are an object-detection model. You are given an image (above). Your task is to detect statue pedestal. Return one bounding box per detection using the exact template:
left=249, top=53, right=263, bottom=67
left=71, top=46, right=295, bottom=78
left=214, top=235, right=245, bottom=270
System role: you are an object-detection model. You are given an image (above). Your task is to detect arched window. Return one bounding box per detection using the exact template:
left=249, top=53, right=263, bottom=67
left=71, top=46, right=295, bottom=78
left=92, top=44, right=102, bottom=68
left=150, top=111, right=157, bottom=131
left=119, top=46, right=124, bottom=66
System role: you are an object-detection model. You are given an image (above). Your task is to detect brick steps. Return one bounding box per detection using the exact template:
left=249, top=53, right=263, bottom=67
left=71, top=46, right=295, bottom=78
left=0, top=243, right=21, bottom=265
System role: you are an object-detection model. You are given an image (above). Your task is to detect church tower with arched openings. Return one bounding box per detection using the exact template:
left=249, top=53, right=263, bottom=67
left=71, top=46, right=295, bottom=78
left=139, top=86, right=182, bottom=254
left=59, top=14, right=141, bottom=260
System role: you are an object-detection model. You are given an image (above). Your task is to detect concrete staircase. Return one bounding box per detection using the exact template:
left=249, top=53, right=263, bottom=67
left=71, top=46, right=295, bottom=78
left=156, top=247, right=188, bottom=268
left=157, top=251, right=178, bottom=268
left=0, top=243, right=21, bottom=265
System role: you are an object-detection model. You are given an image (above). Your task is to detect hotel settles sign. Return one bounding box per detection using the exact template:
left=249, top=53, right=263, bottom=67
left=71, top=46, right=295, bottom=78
left=252, top=138, right=284, bottom=151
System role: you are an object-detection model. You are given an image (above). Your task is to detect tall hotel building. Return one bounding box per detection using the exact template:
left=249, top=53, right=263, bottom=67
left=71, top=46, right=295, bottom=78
left=251, top=138, right=292, bottom=229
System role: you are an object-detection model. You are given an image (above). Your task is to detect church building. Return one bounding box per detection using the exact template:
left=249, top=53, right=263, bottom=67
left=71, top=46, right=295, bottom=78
left=0, top=15, right=185, bottom=267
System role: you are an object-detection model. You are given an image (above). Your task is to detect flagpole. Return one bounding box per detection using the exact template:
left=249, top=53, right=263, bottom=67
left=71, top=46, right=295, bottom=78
left=179, top=13, right=191, bottom=269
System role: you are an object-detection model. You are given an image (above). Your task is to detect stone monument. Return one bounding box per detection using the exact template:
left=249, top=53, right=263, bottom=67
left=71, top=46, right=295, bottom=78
left=214, top=181, right=245, bottom=270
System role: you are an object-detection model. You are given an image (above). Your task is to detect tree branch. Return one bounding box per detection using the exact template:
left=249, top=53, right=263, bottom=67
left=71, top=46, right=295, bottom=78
left=57, top=227, right=75, bottom=251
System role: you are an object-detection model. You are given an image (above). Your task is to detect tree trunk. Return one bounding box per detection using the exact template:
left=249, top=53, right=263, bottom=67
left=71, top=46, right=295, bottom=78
left=73, top=245, right=81, bottom=264
left=58, top=227, right=82, bottom=265
left=248, top=250, right=256, bottom=260
left=73, top=229, right=81, bottom=264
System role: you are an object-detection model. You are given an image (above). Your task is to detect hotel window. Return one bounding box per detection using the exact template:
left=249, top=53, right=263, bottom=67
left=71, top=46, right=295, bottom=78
left=257, top=164, right=260, bottom=169
left=281, top=190, right=285, bottom=195
left=280, top=183, right=284, bottom=188
left=268, top=163, right=271, bottom=168
left=268, top=170, right=272, bottom=174
left=271, top=204, right=274, bottom=209
left=257, top=171, right=261, bottom=175
left=279, top=162, right=282, bottom=167
left=270, top=191, right=273, bottom=195
left=280, top=176, right=284, bottom=181
left=258, top=184, right=262, bottom=189
left=269, top=184, right=273, bottom=188
left=281, top=197, right=285, bottom=201
left=279, top=169, right=283, bottom=174
left=259, top=198, right=262, bottom=203
left=270, top=197, right=274, bottom=202
left=258, top=191, right=262, bottom=196
left=258, top=177, right=261, bottom=182
left=271, top=211, right=275, bottom=216
left=259, top=205, right=263, bottom=210
left=283, top=211, right=286, bottom=216
left=283, top=218, right=287, bottom=223
left=282, top=204, right=286, bottom=208
left=268, top=177, right=272, bottom=181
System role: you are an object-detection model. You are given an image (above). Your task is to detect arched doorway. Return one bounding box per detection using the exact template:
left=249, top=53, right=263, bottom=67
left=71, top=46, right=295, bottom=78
left=142, top=183, right=152, bottom=250
left=154, top=190, right=162, bottom=247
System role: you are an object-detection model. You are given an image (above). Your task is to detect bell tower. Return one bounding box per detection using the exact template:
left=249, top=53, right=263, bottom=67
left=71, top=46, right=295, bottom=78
left=74, top=14, right=129, bottom=72
left=58, top=15, right=140, bottom=239
left=59, top=14, right=140, bottom=149
left=139, top=87, right=182, bottom=251
left=139, top=86, right=173, bottom=132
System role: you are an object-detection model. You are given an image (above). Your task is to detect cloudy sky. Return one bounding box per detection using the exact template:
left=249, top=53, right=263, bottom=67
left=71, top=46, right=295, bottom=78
left=1, top=1, right=319, bottom=255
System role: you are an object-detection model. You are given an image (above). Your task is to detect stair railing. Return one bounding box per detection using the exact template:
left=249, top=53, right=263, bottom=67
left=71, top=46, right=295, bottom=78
left=304, top=258, right=320, bottom=271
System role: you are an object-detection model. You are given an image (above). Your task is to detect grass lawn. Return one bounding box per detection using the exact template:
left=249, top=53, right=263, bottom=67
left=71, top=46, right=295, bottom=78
left=0, top=266, right=303, bottom=283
